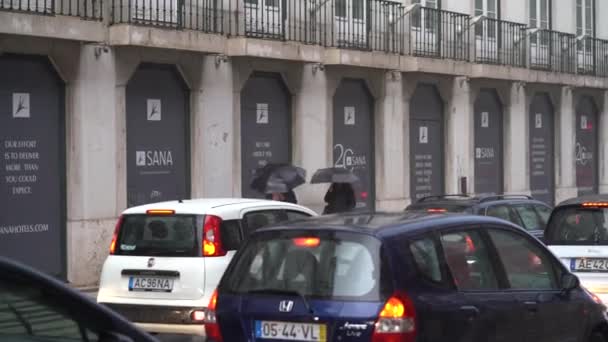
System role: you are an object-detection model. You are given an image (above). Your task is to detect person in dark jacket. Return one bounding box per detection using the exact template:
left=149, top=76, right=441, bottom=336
left=265, top=190, right=298, bottom=204
left=322, top=183, right=356, bottom=215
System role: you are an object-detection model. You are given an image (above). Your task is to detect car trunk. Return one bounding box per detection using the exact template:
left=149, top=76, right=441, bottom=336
left=99, top=213, right=206, bottom=301
left=217, top=294, right=382, bottom=341
left=100, top=255, right=205, bottom=301
left=214, top=229, right=391, bottom=342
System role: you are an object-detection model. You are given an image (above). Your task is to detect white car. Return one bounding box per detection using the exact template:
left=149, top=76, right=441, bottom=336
left=544, top=195, right=608, bottom=302
left=97, top=198, right=317, bottom=339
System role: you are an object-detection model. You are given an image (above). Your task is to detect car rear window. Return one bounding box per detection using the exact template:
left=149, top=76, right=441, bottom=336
left=546, top=207, right=608, bottom=245
left=221, top=231, right=391, bottom=301
left=114, top=215, right=199, bottom=257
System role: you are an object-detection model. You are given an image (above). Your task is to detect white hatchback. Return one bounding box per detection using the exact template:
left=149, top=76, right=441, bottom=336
left=544, top=195, right=608, bottom=302
left=97, top=198, right=317, bottom=339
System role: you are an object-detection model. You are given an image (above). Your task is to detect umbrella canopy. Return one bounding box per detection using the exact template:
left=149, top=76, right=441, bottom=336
left=311, top=167, right=360, bottom=184
left=250, top=163, right=307, bottom=194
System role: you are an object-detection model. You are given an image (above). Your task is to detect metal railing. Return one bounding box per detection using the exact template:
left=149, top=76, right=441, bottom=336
left=1, top=0, right=102, bottom=19
left=594, top=38, right=608, bottom=77
left=110, top=0, right=225, bottom=32
left=473, top=17, right=526, bottom=68
left=408, top=6, right=470, bottom=61
left=529, top=29, right=576, bottom=74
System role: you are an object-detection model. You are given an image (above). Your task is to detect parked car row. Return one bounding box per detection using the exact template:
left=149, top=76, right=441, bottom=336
left=3, top=193, right=608, bottom=341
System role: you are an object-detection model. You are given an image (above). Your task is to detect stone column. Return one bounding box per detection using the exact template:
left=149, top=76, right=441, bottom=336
left=446, top=76, right=474, bottom=195
left=504, top=82, right=529, bottom=194
left=65, top=45, right=122, bottom=286
left=376, top=71, right=406, bottom=211
left=191, top=55, right=236, bottom=198
left=555, top=86, right=577, bottom=203
left=292, top=63, right=330, bottom=213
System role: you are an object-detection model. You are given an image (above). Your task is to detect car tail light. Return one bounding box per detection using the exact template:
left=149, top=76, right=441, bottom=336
left=204, top=290, right=223, bottom=342
left=109, top=215, right=124, bottom=255
left=582, top=202, right=608, bottom=208
left=372, top=293, right=416, bottom=342
left=146, top=209, right=176, bottom=215
left=203, top=215, right=226, bottom=257
left=427, top=208, right=447, bottom=213
left=292, top=237, right=321, bottom=248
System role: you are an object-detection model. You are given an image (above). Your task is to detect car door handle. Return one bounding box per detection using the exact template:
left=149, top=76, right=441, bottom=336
left=460, top=305, right=480, bottom=317
left=524, top=301, right=538, bottom=313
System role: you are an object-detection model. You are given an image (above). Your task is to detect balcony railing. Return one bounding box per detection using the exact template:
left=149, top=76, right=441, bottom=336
left=408, top=7, right=470, bottom=61
left=110, top=0, right=225, bottom=32
left=1, top=0, right=102, bottom=19
left=529, top=29, right=576, bottom=74
left=473, top=17, right=526, bottom=68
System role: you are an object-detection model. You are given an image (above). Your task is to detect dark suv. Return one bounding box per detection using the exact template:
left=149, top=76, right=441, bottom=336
left=405, top=194, right=552, bottom=240
left=205, top=212, right=608, bottom=342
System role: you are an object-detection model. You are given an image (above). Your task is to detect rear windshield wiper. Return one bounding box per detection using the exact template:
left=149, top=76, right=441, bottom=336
left=246, top=289, right=315, bottom=316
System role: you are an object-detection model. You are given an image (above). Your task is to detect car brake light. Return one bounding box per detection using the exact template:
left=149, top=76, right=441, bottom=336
left=204, top=289, right=223, bottom=341
left=203, top=215, right=226, bottom=257
left=427, top=208, right=447, bottom=213
left=465, top=235, right=476, bottom=252
left=146, top=209, right=175, bottom=215
left=109, top=215, right=124, bottom=255
left=372, top=293, right=416, bottom=342
left=292, top=237, right=320, bottom=247
left=582, top=202, right=608, bottom=208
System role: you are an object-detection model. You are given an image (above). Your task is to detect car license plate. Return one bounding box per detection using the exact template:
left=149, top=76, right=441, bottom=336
left=572, top=258, right=608, bottom=272
left=128, top=277, right=174, bottom=292
left=255, top=321, right=326, bottom=341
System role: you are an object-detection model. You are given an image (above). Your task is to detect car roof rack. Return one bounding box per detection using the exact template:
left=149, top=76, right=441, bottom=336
left=477, top=194, right=533, bottom=203
left=416, top=194, right=471, bottom=203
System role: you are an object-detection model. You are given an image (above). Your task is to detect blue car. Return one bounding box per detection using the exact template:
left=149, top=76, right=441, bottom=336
left=205, top=212, right=608, bottom=342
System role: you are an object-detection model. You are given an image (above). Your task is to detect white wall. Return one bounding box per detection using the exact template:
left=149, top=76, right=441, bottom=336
left=553, top=0, right=576, bottom=34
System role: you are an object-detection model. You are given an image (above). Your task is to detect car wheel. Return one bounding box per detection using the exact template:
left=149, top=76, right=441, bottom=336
left=590, top=332, right=607, bottom=342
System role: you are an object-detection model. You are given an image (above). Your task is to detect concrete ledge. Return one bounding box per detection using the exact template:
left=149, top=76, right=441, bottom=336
left=109, top=24, right=226, bottom=54
left=0, top=11, right=105, bottom=42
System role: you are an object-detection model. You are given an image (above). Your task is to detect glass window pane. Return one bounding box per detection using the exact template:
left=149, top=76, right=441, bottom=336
left=534, top=205, right=552, bottom=225
left=441, top=230, right=499, bottom=290
left=529, top=0, right=537, bottom=26
left=266, top=0, right=279, bottom=7
left=513, top=205, right=543, bottom=231
left=243, top=210, right=282, bottom=236
left=487, top=0, right=496, bottom=12
left=540, top=0, right=548, bottom=22
left=335, top=0, right=346, bottom=18
left=425, top=0, right=437, bottom=9
left=476, top=0, right=483, bottom=12
left=486, top=205, right=523, bottom=227
left=410, top=237, right=442, bottom=282
left=585, top=5, right=592, bottom=30
left=353, top=0, right=364, bottom=20
left=577, top=1, right=583, bottom=31
left=489, top=230, right=558, bottom=289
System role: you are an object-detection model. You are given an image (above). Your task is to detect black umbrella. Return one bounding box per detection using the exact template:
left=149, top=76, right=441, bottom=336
left=250, top=163, right=307, bottom=194
left=310, top=167, right=359, bottom=184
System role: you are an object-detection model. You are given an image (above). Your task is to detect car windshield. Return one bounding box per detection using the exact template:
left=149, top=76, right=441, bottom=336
left=221, top=231, right=391, bottom=301
left=114, top=214, right=199, bottom=257
left=547, top=207, right=608, bottom=244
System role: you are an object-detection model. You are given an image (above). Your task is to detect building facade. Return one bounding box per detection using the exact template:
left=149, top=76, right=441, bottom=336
left=0, top=0, right=607, bottom=286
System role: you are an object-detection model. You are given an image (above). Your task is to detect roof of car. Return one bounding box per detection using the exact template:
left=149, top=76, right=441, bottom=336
left=258, top=211, right=519, bottom=239
left=557, top=194, right=608, bottom=207
left=122, top=198, right=316, bottom=216
left=406, top=194, right=549, bottom=210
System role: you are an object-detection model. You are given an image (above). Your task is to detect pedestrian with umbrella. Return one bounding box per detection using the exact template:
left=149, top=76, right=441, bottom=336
left=311, top=167, right=359, bottom=215
left=250, top=163, right=306, bottom=204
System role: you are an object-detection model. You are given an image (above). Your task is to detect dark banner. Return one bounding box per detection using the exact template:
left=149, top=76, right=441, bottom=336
left=0, top=56, right=65, bottom=277
left=474, top=89, right=503, bottom=195
left=126, top=65, right=189, bottom=207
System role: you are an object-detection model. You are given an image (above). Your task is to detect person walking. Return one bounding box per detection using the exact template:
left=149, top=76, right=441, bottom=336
left=322, top=183, right=356, bottom=215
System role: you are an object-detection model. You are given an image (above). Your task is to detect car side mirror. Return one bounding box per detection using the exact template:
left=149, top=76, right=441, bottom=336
left=561, top=273, right=579, bottom=292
